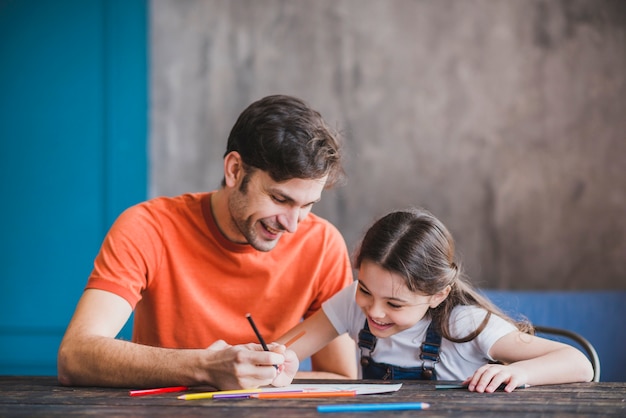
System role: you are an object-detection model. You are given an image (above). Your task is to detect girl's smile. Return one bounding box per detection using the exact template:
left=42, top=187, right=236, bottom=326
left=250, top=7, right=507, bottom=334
left=367, top=317, right=394, bottom=331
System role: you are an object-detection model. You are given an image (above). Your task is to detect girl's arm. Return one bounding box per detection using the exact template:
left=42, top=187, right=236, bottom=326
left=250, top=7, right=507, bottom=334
left=465, top=331, right=594, bottom=393
left=277, top=309, right=356, bottom=379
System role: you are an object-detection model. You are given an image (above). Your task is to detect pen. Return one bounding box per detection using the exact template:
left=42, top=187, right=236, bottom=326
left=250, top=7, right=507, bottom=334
left=178, top=389, right=261, bottom=400
left=435, top=383, right=530, bottom=390
left=317, top=402, right=430, bottom=413
left=129, top=386, right=188, bottom=397
left=251, top=390, right=356, bottom=399
left=246, top=313, right=278, bottom=369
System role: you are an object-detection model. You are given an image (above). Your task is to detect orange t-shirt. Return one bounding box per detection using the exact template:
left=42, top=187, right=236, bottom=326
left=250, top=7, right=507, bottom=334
left=86, top=192, right=353, bottom=348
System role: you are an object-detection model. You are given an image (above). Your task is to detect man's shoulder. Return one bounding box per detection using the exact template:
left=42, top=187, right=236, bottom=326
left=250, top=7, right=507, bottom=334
left=298, top=212, right=342, bottom=236
left=115, top=193, right=209, bottom=230
left=141, top=192, right=207, bottom=207
left=283, top=212, right=347, bottom=258
left=301, top=211, right=335, bottom=227
left=128, top=192, right=208, bottom=214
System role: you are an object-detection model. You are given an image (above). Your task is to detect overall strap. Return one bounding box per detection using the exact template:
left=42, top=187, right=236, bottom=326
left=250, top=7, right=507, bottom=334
left=357, top=319, right=442, bottom=380
left=419, top=319, right=442, bottom=379
left=357, top=320, right=377, bottom=367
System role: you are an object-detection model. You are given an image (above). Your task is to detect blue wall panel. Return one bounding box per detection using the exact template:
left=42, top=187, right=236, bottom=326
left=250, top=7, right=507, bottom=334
left=0, top=0, right=146, bottom=375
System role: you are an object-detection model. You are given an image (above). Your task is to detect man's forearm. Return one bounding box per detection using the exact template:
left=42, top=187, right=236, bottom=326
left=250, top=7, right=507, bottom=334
left=58, top=335, right=205, bottom=388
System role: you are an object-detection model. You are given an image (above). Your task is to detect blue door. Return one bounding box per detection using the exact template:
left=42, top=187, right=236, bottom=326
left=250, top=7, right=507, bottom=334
left=0, top=0, right=147, bottom=375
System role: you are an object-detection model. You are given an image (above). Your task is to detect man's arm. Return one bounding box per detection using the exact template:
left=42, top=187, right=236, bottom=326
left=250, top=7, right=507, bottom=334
left=57, top=289, right=286, bottom=389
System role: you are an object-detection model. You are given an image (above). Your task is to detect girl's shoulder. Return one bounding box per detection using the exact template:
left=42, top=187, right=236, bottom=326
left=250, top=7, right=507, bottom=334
left=449, top=304, right=488, bottom=320
left=447, top=305, right=512, bottom=338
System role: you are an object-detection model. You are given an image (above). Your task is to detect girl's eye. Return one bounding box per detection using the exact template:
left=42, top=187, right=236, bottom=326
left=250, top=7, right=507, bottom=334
left=387, top=302, right=403, bottom=309
left=358, top=286, right=371, bottom=296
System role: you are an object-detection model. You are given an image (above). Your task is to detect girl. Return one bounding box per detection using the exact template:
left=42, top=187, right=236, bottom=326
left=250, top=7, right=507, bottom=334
left=278, top=208, right=594, bottom=392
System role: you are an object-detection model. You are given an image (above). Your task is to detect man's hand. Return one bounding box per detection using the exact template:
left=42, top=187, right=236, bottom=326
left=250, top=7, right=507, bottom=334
left=203, top=340, right=288, bottom=390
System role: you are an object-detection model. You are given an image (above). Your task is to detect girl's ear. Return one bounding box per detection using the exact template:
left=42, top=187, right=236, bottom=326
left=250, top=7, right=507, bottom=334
left=223, top=151, right=244, bottom=188
left=429, top=285, right=451, bottom=308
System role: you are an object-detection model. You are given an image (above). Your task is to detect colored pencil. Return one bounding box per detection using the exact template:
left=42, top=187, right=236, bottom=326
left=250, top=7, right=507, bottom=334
left=178, top=389, right=261, bottom=400
left=246, top=313, right=278, bottom=369
left=284, top=330, right=306, bottom=348
left=212, top=389, right=303, bottom=399
left=251, top=390, right=356, bottom=399
left=246, top=313, right=270, bottom=351
left=435, top=383, right=530, bottom=390
left=129, top=386, right=188, bottom=397
left=317, top=402, right=430, bottom=413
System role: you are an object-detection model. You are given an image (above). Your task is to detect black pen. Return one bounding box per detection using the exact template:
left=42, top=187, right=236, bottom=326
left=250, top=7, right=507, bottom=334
left=245, top=313, right=278, bottom=369
left=436, top=382, right=530, bottom=390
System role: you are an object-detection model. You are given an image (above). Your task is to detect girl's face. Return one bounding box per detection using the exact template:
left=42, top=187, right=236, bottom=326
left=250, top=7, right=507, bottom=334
left=355, top=260, right=450, bottom=338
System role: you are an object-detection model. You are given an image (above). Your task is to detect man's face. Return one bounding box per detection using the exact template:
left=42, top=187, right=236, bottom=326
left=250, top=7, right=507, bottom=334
left=227, top=169, right=328, bottom=252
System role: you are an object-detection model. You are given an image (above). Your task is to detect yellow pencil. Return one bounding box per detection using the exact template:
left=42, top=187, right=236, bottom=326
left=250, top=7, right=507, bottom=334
left=178, top=388, right=262, bottom=400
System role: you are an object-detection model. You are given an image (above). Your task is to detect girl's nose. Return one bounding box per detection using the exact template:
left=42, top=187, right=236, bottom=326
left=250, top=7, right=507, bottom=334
left=367, top=301, right=386, bottom=320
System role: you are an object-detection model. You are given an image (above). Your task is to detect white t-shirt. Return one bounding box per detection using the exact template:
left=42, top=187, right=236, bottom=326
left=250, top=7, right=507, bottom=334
left=322, top=281, right=517, bottom=380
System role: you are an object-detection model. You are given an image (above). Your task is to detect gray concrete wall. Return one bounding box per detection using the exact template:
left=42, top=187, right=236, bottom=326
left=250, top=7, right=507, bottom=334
left=150, top=0, right=626, bottom=290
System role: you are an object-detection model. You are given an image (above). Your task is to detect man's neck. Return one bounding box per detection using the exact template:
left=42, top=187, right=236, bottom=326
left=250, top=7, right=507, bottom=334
left=209, top=189, right=244, bottom=244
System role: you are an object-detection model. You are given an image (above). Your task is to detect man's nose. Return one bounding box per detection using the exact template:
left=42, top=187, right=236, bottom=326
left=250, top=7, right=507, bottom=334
left=278, top=207, right=300, bottom=233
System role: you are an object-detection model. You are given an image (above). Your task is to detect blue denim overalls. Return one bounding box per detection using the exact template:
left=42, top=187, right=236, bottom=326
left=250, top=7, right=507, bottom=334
left=357, top=320, right=442, bottom=380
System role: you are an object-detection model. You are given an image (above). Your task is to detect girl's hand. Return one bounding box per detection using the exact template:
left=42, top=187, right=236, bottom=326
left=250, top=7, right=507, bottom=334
left=464, top=363, right=529, bottom=393
left=269, top=344, right=299, bottom=387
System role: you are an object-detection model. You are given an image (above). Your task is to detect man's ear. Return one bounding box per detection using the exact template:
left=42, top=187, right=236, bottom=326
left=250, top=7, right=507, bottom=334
left=223, top=151, right=243, bottom=188
left=429, top=285, right=451, bottom=308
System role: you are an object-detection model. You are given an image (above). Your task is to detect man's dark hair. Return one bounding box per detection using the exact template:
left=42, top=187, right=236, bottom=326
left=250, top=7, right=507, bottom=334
left=222, top=95, right=344, bottom=188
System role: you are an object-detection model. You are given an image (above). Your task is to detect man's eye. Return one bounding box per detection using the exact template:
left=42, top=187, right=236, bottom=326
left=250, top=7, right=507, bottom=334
left=272, top=195, right=286, bottom=203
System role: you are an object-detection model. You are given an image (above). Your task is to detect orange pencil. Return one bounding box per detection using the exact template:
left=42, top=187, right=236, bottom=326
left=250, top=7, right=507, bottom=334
left=251, top=390, right=356, bottom=399
left=284, top=330, right=306, bottom=348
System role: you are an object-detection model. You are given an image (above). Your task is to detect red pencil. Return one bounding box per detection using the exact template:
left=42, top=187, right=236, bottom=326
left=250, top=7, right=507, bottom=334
left=129, top=386, right=188, bottom=397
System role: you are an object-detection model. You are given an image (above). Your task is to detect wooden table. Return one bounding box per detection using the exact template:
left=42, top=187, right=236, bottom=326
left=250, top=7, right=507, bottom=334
left=1, top=376, right=624, bottom=417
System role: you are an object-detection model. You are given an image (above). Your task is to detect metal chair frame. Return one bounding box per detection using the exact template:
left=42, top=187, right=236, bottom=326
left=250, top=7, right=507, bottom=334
left=534, top=325, right=601, bottom=382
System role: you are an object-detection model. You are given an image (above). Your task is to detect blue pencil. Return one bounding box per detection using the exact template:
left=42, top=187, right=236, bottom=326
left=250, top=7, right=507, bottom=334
left=317, top=402, right=430, bottom=413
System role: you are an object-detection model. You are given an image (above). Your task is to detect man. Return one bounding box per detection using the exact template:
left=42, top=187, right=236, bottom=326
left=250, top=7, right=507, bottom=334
left=57, top=95, right=357, bottom=389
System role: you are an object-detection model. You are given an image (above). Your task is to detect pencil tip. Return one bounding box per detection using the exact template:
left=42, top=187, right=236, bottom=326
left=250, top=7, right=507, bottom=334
left=245, top=313, right=251, bottom=317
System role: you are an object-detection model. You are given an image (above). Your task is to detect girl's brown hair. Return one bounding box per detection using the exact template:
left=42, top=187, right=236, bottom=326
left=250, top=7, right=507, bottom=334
left=355, top=208, right=532, bottom=342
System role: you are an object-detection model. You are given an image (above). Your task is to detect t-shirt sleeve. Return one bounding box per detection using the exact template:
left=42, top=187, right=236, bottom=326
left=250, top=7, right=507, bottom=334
left=303, top=220, right=354, bottom=318
left=322, top=281, right=360, bottom=337
left=85, top=203, right=163, bottom=308
left=449, top=306, right=518, bottom=361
